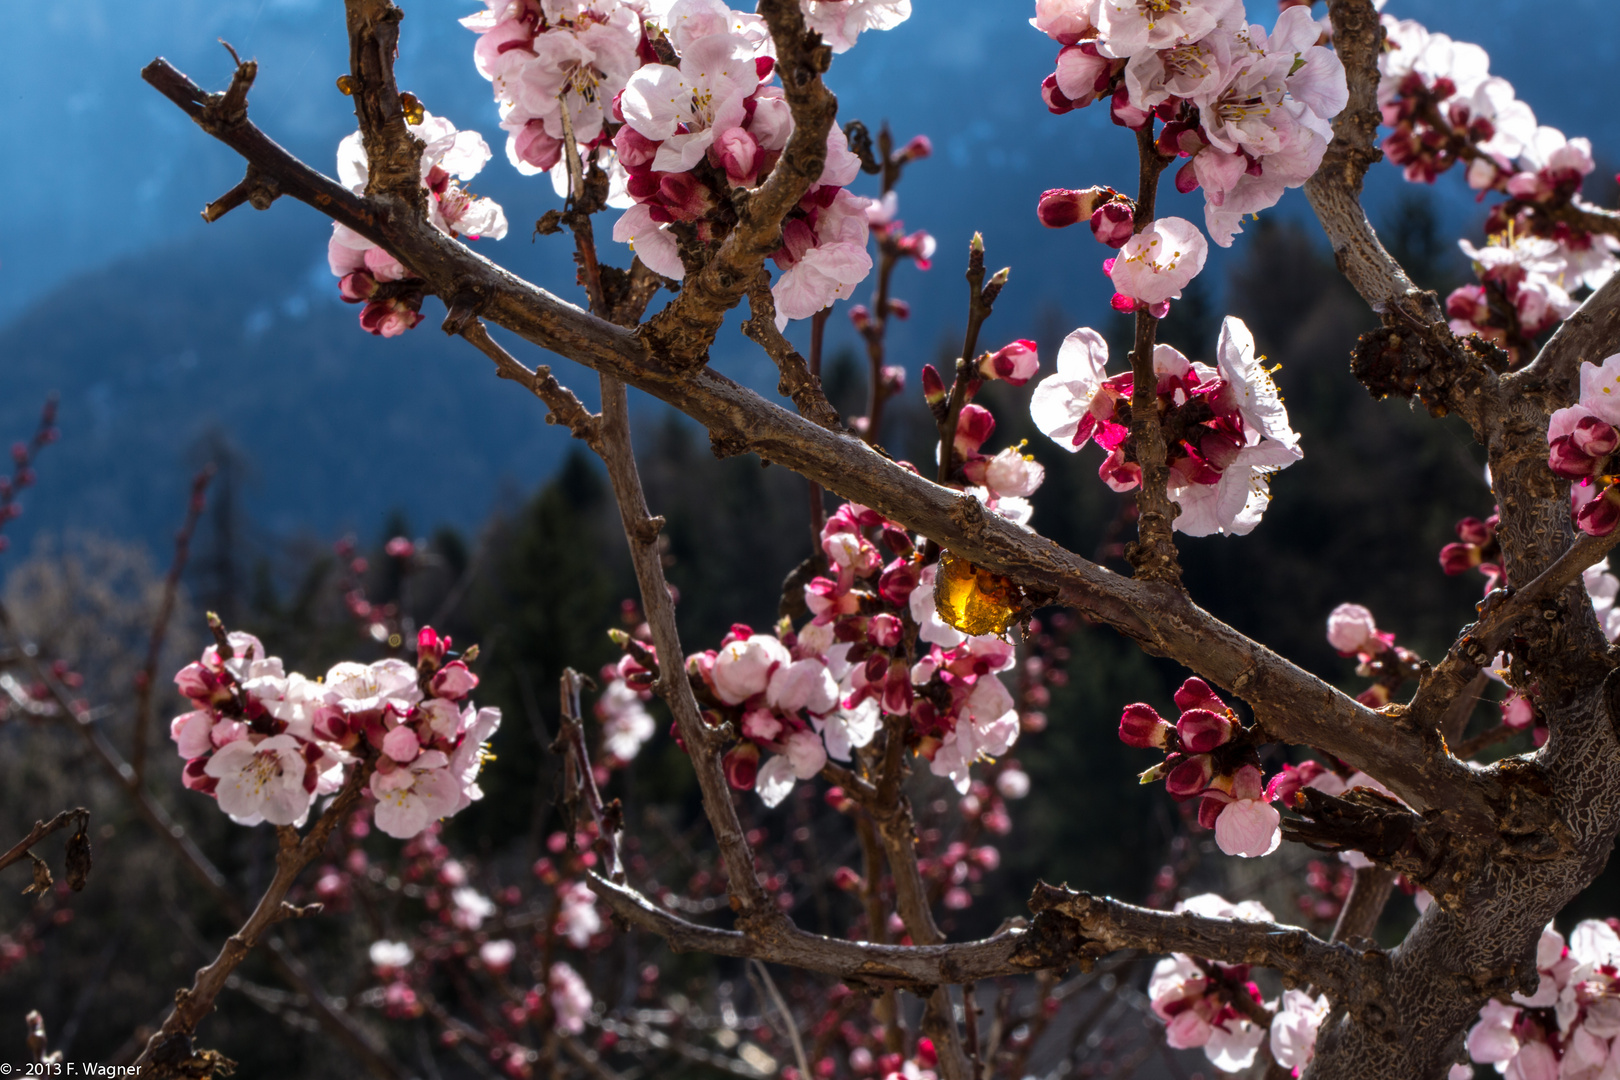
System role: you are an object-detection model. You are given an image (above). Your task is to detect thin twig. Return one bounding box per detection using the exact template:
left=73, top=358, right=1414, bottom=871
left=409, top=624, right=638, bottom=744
left=133, top=466, right=213, bottom=786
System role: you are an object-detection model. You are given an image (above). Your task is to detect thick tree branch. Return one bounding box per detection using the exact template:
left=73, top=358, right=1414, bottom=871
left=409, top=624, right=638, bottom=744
left=589, top=872, right=1032, bottom=989
left=342, top=0, right=424, bottom=206
left=639, top=0, right=838, bottom=369
left=1019, top=885, right=1391, bottom=1026
left=1306, top=0, right=1498, bottom=431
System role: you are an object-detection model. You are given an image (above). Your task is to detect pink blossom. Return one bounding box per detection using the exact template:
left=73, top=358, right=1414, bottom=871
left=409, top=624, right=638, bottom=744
left=1213, top=797, right=1281, bottom=858
left=557, top=880, right=602, bottom=947
left=982, top=447, right=1046, bottom=499
left=204, top=735, right=315, bottom=827
left=1094, top=0, right=1240, bottom=59
left=1031, top=0, right=1100, bottom=43
left=712, top=634, right=792, bottom=704
left=381, top=725, right=421, bottom=763
left=596, top=679, right=656, bottom=762
left=369, top=940, right=413, bottom=972
left=1269, top=990, right=1328, bottom=1072
left=1327, top=603, right=1380, bottom=654
left=1108, top=217, right=1208, bottom=307
left=1029, top=327, right=1116, bottom=450
left=479, top=939, right=516, bottom=973
left=369, top=750, right=460, bottom=838
left=548, top=961, right=592, bottom=1035
left=981, top=340, right=1041, bottom=385
left=772, top=189, right=876, bottom=327
left=801, top=0, right=912, bottom=53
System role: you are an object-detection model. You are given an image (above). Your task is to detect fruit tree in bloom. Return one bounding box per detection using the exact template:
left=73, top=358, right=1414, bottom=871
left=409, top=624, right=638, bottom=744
left=11, top=0, right=1620, bottom=1077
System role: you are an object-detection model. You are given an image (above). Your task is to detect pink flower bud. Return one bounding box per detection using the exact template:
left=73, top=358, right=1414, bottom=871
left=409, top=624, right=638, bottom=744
left=1164, top=754, right=1214, bottom=800
left=1574, top=416, right=1620, bottom=458
left=833, top=866, right=862, bottom=890
left=1090, top=202, right=1135, bottom=248
left=1265, top=761, right=1331, bottom=807
left=1109, top=86, right=1151, bottom=129
left=1172, top=677, right=1225, bottom=715
left=868, top=613, right=903, bottom=649
left=1325, top=604, right=1380, bottom=653
left=1579, top=485, right=1620, bottom=537
left=1036, top=187, right=1106, bottom=229
left=1548, top=436, right=1601, bottom=479
left=513, top=119, right=563, bottom=172
left=1455, top=517, right=1492, bottom=546
left=981, top=340, right=1040, bottom=386
left=418, top=626, right=450, bottom=665
left=710, top=126, right=761, bottom=187
left=881, top=366, right=907, bottom=395
left=1118, top=703, right=1170, bottom=748
left=430, top=661, right=479, bottom=701
left=1501, top=693, right=1535, bottom=730
left=887, top=298, right=912, bottom=320
left=723, top=742, right=760, bottom=790
left=953, top=405, right=996, bottom=456
left=1439, top=542, right=1483, bottom=575
left=1176, top=708, right=1233, bottom=753
left=921, top=364, right=947, bottom=405
left=879, top=559, right=920, bottom=606
left=1041, top=73, right=1077, bottom=115
left=899, top=135, right=932, bottom=161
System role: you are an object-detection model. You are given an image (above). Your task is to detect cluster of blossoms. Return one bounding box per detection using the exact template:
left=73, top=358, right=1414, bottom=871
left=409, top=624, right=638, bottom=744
left=1377, top=13, right=1616, bottom=355
left=1324, top=602, right=1425, bottom=708
left=1119, top=679, right=1279, bottom=858
left=1439, top=510, right=1505, bottom=594
left=327, top=113, right=509, bottom=336
left=460, top=0, right=909, bottom=327
left=1029, top=315, right=1301, bottom=536
left=683, top=501, right=1029, bottom=807
left=169, top=626, right=500, bottom=838
left=1466, top=920, right=1620, bottom=1080
left=1148, top=895, right=1332, bottom=1073
left=1550, top=356, right=1620, bottom=536
left=1033, top=0, right=1348, bottom=249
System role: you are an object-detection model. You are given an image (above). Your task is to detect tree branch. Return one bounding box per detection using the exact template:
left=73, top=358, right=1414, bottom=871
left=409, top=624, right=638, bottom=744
left=0, top=808, right=89, bottom=889
left=742, top=274, right=845, bottom=431
left=1125, top=126, right=1181, bottom=583
left=1019, top=884, right=1392, bottom=1027
left=133, top=766, right=371, bottom=1075
left=1306, top=0, right=1498, bottom=431
left=143, top=53, right=1514, bottom=831
left=638, top=0, right=838, bottom=369
left=132, top=467, right=212, bottom=787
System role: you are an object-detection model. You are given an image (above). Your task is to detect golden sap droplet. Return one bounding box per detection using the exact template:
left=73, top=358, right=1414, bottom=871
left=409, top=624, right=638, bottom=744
left=934, top=550, right=1022, bottom=637
left=336, top=74, right=355, bottom=96
left=400, top=91, right=425, bottom=126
